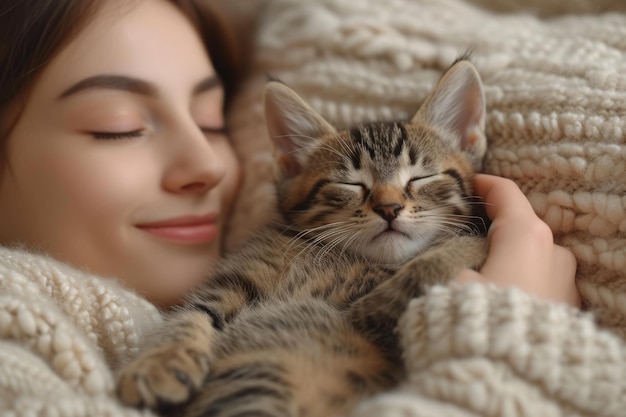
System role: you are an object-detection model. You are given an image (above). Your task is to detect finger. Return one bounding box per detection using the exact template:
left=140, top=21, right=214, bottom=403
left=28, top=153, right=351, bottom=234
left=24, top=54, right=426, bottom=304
left=551, top=245, right=581, bottom=308
left=480, top=218, right=554, bottom=286
left=474, top=174, right=555, bottom=269
left=473, top=174, right=537, bottom=222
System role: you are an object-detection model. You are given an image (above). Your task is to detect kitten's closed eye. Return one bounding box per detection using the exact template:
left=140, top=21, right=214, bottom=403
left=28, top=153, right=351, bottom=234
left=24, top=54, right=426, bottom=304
left=409, top=174, right=437, bottom=183
left=320, top=183, right=367, bottom=207
left=336, top=182, right=367, bottom=193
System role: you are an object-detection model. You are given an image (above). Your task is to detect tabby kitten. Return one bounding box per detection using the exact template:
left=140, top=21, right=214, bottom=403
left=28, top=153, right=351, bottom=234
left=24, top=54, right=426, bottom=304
left=117, top=59, right=488, bottom=417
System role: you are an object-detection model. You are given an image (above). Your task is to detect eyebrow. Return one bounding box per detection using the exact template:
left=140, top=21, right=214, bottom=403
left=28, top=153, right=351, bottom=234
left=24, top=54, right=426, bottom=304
left=57, top=74, right=222, bottom=100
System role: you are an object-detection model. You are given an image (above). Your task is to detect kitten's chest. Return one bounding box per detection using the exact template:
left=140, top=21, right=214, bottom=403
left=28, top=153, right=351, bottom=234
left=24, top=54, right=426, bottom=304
left=276, top=252, right=397, bottom=308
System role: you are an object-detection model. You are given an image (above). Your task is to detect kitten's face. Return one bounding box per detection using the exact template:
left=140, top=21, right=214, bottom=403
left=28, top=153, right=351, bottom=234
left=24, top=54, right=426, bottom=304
left=277, top=121, right=477, bottom=263
left=265, top=59, right=486, bottom=263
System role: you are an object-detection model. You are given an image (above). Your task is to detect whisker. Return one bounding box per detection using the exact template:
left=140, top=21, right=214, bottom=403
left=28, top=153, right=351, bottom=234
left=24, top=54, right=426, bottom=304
left=339, top=228, right=367, bottom=256
left=413, top=214, right=485, bottom=235
left=309, top=221, right=369, bottom=264
left=283, top=221, right=363, bottom=265
left=319, top=233, right=358, bottom=263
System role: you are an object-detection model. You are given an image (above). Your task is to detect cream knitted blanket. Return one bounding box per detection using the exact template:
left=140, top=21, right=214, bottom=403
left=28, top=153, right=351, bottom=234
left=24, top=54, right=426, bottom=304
left=2, top=0, right=626, bottom=416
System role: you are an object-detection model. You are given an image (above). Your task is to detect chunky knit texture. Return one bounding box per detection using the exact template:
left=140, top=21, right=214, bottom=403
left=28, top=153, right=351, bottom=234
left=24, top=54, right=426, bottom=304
left=0, top=246, right=161, bottom=415
left=2, top=0, right=626, bottom=416
left=227, top=0, right=626, bottom=335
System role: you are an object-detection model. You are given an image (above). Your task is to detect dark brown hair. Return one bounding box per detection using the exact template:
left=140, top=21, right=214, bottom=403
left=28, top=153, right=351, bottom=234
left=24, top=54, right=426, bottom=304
left=177, top=0, right=249, bottom=101
left=0, top=0, right=248, bottom=151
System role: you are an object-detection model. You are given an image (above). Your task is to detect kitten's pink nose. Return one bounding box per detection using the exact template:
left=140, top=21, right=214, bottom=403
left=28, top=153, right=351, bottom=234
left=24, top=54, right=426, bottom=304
left=373, top=203, right=403, bottom=222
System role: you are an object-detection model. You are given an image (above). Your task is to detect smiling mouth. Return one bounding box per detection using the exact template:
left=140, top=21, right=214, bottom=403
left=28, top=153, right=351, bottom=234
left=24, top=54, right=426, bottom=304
left=137, top=214, right=219, bottom=245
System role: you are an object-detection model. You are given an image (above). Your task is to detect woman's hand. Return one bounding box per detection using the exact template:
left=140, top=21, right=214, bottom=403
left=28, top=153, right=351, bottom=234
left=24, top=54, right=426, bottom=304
left=454, top=174, right=581, bottom=308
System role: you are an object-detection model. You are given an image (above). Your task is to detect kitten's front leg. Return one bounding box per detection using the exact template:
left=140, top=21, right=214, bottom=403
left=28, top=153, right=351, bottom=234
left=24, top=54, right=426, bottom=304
left=349, top=235, right=487, bottom=358
left=400, top=234, right=488, bottom=292
left=117, top=310, right=215, bottom=409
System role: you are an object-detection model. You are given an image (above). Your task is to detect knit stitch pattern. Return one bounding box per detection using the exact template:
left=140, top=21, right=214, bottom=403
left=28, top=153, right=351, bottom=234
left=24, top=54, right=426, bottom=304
left=0, top=247, right=161, bottom=415
left=227, top=0, right=626, bottom=333
left=223, top=0, right=626, bottom=414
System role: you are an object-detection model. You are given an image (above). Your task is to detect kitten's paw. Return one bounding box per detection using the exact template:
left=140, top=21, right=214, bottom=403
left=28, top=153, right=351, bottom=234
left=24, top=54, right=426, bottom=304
left=117, top=343, right=211, bottom=409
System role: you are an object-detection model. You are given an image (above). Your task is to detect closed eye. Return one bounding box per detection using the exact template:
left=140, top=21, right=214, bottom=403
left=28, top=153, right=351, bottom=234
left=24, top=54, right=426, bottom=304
left=406, top=174, right=439, bottom=194
left=91, top=129, right=144, bottom=140
left=336, top=182, right=367, bottom=193
left=409, top=174, right=438, bottom=184
left=92, top=126, right=227, bottom=141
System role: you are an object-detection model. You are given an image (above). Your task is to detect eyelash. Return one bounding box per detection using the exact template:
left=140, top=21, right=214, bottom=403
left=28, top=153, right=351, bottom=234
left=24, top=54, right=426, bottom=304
left=92, top=129, right=144, bottom=140
left=91, top=126, right=227, bottom=140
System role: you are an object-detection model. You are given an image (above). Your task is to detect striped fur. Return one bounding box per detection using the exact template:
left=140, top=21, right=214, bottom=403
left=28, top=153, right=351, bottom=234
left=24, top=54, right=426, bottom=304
left=118, top=59, right=489, bottom=417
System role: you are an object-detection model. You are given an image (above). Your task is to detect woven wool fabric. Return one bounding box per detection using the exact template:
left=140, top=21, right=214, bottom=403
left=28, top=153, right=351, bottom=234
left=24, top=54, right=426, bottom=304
left=2, top=0, right=626, bottom=416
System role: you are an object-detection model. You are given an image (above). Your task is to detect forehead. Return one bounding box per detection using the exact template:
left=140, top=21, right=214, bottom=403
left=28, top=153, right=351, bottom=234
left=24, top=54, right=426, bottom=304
left=349, top=122, right=409, bottom=162
left=328, top=122, right=444, bottom=173
left=30, top=0, right=214, bottom=104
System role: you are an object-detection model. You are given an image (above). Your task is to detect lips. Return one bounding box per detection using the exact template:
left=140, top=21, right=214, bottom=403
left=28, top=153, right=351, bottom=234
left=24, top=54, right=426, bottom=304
left=136, top=213, right=219, bottom=245
left=375, top=229, right=409, bottom=240
left=373, top=223, right=410, bottom=241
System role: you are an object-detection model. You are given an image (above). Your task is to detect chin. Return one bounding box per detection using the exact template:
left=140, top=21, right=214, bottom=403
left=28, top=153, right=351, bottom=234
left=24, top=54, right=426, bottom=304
left=360, top=234, right=430, bottom=264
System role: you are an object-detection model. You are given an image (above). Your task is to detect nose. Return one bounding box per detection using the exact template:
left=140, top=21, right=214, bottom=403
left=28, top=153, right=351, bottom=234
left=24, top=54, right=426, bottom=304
left=162, top=124, right=226, bottom=194
left=373, top=203, right=403, bottom=222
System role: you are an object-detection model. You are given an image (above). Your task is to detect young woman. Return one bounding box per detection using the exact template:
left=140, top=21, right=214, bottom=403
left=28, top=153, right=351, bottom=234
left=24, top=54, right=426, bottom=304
left=0, top=0, right=246, bottom=309
left=0, top=0, right=578, bottom=414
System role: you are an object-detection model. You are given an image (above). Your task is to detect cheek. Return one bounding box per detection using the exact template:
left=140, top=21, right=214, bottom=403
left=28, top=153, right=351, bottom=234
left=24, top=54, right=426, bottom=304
left=41, top=150, right=152, bottom=221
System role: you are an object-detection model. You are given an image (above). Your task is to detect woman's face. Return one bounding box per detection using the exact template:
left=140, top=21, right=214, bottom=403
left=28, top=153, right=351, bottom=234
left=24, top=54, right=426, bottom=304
left=0, top=0, right=241, bottom=307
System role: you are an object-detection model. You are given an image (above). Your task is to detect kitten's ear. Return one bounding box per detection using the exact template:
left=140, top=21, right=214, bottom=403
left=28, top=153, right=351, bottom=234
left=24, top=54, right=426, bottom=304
left=412, top=60, right=487, bottom=169
left=264, top=81, right=336, bottom=177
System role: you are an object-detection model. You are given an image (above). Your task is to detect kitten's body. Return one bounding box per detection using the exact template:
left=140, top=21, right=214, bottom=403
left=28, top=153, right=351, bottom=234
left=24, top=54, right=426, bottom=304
left=118, top=59, right=489, bottom=417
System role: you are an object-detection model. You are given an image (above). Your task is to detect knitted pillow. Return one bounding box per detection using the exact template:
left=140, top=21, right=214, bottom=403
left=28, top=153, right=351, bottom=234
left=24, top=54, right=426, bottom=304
left=225, top=0, right=626, bottom=334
